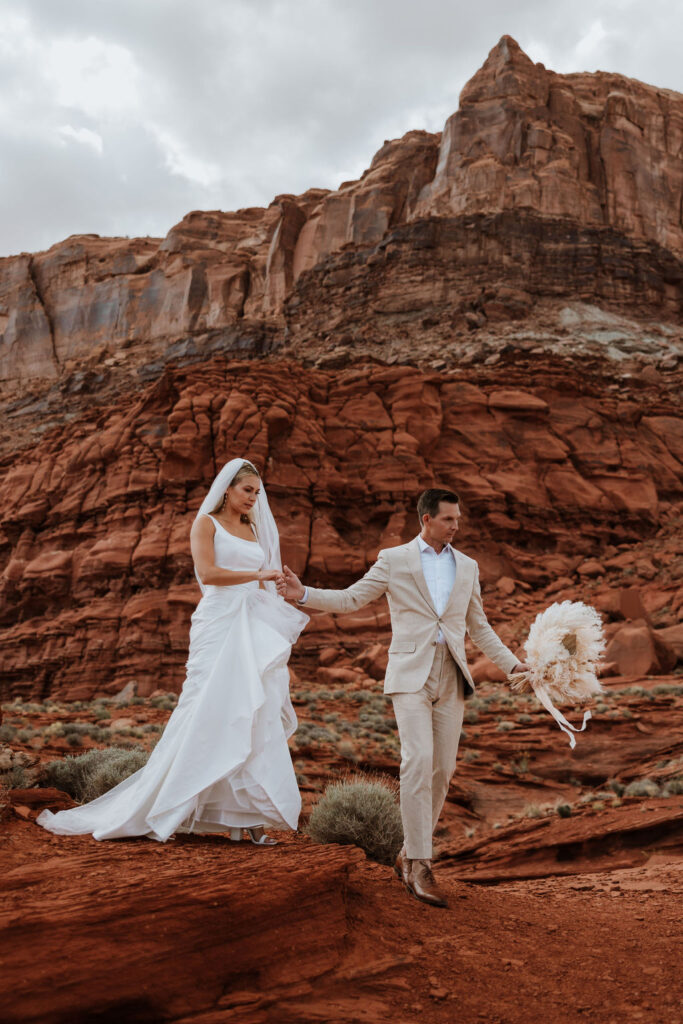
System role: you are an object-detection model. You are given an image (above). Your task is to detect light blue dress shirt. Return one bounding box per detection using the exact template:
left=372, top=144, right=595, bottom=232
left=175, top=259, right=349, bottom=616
left=417, top=535, right=457, bottom=643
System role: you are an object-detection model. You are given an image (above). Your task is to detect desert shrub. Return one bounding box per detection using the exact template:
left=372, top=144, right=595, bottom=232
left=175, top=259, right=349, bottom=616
left=307, top=774, right=403, bottom=865
left=338, top=740, right=357, bottom=760
left=662, top=777, right=683, bottom=796
left=464, top=708, right=479, bottom=724
left=496, top=720, right=515, bottom=732
left=1, top=765, right=28, bottom=788
left=556, top=803, right=572, bottom=818
left=525, top=805, right=543, bottom=819
left=150, top=696, right=176, bottom=710
left=66, top=734, right=83, bottom=747
left=81, top=749, right=148, bottom=801
left=295, top=723, right=334, bottom=744
left=607, top=779, right=625, bottom=796
left=463, top=749, right=480, bottom=763
left=0, top=724, right=16, bottom=742
left=516, top=714, right=533, bottom=724
left=624, top=778, right=660, bottom=799
left=42, top=746, right=149, bottom=802
left=93, top=705, right=111, bottom=721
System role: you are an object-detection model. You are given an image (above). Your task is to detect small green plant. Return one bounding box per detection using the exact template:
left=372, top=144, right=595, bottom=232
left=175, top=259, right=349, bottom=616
left=556, top=803, right=572, bottom=818
left=1, top=765, right=28, bottom=788
left=307, top=774, right=403, bottom=865
left=150, top=696, right=176, bottom=711
left=623, top=778, right=660, bottom=799
left=42, top=747, right=149, bottom=802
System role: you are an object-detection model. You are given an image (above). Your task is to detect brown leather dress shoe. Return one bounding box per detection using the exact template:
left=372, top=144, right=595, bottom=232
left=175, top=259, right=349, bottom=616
left=394, top=850, right=411, bottom=888
left=408, top=859, right=449, bottom=908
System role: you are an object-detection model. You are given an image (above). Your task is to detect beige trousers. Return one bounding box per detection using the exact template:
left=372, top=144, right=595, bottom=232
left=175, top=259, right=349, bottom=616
left=391, top=644, right=465, bottom=860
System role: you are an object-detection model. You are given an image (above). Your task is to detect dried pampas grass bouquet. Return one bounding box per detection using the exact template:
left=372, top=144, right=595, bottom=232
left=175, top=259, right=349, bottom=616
left=510, top=600, right=606, bottom=748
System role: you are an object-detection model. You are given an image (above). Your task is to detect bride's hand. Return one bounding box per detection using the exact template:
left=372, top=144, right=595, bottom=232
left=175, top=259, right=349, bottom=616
left=257, top=569, right=285, bottom=583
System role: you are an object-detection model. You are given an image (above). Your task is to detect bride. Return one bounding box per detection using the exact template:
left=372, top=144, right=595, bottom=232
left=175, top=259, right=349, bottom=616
left=37, top=458, right=308, bottom=845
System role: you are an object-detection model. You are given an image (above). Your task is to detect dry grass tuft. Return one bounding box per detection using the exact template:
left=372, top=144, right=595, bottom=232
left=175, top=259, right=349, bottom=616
left=42, top=747, right=149, bottom=802
left=307, top=773, right=403, bottom=865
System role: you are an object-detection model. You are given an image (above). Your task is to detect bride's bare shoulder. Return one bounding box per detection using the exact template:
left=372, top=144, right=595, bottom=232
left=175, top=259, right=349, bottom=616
left=191, top=514, right=216, bottom=536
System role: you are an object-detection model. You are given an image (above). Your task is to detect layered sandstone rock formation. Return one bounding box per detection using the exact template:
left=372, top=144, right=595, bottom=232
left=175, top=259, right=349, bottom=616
left=0, top=37, right=681, bottom=701
left=0, top=354, right=681, bottom=701
left=0, top=36, right=680, bottom=381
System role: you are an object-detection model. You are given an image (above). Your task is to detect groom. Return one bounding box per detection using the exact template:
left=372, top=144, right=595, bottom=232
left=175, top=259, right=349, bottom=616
left=283, top=488, right=528, bottom=909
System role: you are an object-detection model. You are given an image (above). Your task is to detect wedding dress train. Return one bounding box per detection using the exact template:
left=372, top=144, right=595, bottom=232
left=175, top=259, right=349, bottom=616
left=37, top=517, right=308, bottom=842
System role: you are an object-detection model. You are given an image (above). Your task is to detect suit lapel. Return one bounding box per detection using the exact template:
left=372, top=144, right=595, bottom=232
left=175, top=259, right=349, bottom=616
left=405, top=538, right=437, bottom=614
left=442, top=547, right=469, bottom=617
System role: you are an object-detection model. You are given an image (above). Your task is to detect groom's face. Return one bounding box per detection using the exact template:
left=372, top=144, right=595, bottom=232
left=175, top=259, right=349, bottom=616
left=424, top=501, right=461, bottom=544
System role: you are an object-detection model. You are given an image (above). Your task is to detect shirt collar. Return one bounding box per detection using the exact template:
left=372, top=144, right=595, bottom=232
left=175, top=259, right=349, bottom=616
left=417, top=535, right=454, bottom=556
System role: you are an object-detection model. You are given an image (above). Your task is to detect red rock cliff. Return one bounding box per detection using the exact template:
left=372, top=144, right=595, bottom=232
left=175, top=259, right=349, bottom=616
left=0, top=36, right=680, bottom=380
left=0, top=38, right=681, bottom=701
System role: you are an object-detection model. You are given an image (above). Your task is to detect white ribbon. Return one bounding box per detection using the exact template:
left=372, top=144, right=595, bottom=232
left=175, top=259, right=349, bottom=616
left=532, top=685, right=592, bottom=750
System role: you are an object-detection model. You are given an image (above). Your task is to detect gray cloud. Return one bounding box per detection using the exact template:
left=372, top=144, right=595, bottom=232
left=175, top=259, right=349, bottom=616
left=1, top=0, right=680, bottom=257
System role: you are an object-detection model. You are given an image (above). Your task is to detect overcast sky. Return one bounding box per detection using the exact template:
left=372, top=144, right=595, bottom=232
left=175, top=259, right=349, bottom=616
left=0, top=0, right=680, bottom=258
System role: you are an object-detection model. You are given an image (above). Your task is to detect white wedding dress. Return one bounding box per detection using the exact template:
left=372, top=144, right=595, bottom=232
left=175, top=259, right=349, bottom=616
left=37, top=515, right=308, bottom=842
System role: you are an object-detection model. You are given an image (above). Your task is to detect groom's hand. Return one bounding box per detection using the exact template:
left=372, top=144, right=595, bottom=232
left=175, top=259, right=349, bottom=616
left=282, top=565, right=306, bottom=602
left=509, top=663, right=532, bottom=693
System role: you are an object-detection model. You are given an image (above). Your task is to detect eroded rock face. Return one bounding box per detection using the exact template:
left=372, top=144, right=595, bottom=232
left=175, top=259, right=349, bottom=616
left=0, top=355, right=680, bottom=702
left=0, top=37, right=680, bottom=701
left=413, top=36, right=683, bottom=257
left=0, top=36, right=681, bottom=380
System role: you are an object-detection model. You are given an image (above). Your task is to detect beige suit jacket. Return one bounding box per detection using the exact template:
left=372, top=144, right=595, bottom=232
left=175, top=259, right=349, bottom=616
left=302, top=536, right=518, bottom=696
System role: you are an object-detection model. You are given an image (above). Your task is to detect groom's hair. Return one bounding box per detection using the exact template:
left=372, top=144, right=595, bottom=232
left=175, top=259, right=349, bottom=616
left=417, top=488, right=460, bottom=524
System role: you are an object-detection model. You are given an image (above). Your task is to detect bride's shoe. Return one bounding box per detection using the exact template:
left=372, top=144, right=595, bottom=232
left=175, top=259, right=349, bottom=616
left=229, top=827, right=243, bottom=841
left=246, top=826, right=278, bottom=846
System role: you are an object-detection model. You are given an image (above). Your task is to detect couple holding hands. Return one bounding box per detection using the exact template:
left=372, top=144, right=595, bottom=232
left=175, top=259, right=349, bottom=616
left=38, top=458, right=528, bottom=909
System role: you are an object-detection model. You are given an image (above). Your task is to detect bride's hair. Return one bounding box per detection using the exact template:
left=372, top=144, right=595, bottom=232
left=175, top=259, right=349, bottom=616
left=211, top=462, right=260, bottom=521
